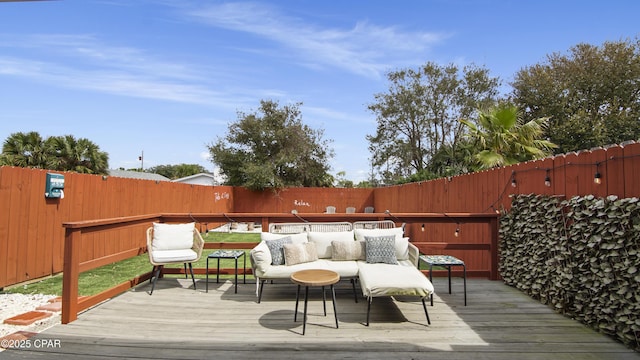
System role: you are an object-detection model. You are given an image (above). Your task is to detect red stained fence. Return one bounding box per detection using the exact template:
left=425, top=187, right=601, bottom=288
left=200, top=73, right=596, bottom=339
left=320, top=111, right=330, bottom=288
left=1, top=142, right=640, bottom=289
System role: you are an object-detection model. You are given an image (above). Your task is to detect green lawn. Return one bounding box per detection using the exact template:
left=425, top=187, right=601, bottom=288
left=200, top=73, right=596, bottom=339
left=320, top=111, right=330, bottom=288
left=3, top=232, right=261, bottom=297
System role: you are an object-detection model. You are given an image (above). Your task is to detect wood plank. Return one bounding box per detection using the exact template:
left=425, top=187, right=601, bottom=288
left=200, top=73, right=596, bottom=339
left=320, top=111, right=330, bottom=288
left=3, top=279, right=635, bottom=359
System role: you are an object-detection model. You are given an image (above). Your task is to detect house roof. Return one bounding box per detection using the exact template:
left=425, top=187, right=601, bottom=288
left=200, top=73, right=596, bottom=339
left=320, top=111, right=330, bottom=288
left=172, top=173, right=218, bottom=185
left=108, top=169, right=171, bottom=182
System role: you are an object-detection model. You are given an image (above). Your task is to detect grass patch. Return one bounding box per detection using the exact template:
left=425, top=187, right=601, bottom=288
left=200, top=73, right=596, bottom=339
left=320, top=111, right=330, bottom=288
left=3, top=232, right=260, bottom=297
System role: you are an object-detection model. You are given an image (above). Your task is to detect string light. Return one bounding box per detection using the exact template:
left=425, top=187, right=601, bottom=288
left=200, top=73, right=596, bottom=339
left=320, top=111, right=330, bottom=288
left=594, top=162, right=602, bottom=184
left=454, top=224, right=460, bottom=237
left=481, top=152, right=640, bottom=213
left=421, top=224, right=425, bottom=232
left=544, top=169, right=551, bottom=187
left=594, top=171, right=602, bottom=184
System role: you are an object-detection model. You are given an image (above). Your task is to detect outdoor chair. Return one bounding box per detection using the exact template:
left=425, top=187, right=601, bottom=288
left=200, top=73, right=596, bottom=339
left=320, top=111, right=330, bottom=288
left=326, top=206, right=336, bottom=213
left=146, top=222, right=204, bottom=295
left=346, top=206, right=356, bottom=213
left=364, top=206, right=374, bottom=213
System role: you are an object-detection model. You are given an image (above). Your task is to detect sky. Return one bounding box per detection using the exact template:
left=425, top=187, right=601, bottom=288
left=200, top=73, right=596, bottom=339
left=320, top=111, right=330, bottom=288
left=1, top=0, right=638, bottom=183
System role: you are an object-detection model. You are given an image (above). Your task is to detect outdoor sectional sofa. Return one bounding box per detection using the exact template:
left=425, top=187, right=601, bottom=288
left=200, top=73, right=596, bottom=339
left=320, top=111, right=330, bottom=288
left=249, top=221, right=435, bottom=326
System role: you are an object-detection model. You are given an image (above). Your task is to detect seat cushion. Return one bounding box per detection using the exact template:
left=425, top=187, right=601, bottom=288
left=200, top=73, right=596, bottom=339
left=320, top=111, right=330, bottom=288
left=257, top=259, right=359, bottom=279
left=152, top=249, right=198, bottom=263
left=357, top=260, right=434, bottom=298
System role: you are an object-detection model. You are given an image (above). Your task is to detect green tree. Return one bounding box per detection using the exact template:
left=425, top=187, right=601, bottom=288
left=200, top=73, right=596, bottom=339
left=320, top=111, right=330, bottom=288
left=512, top=38, right=640, bottom=153
left=46, top=135, right=109, bottom=175
left=0, top=131, right=50, bottom=168
left=460, top=103, right=557, bottom=169
left=208, top=100, right=334, bottom=190
left=367, top=62, right=499, bottom=184
left=1, top=132, right=109, bottom=174
left=334, top=171, right=354, bottom=188
left=146, top=164, right=209, bottom=180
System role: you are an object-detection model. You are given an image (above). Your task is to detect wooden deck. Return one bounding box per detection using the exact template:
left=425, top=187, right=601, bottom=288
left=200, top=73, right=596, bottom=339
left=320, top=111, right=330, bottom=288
left=2, top=277, right=637, bottom=359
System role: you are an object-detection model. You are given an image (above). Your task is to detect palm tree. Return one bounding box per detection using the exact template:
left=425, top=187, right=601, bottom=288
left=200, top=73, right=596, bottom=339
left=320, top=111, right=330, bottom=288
left=0, top=131, right=50, bottom=168
left=460, top=103, right=557, bottom=169
left=47, top=135, right=109, bottom=175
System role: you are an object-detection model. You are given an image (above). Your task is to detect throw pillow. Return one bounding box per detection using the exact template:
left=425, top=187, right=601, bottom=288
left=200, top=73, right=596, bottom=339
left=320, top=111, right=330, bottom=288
left=283, top=242, right=319, bottom=266
left=308, top=230, right=354, bottom=258
left=365, top=235, right=398, bottom=265
left=265, top=236, right=292, bottom=265
left=331, top=240, right=365, bottom=261
left=354, top=227, right=409, bottom=260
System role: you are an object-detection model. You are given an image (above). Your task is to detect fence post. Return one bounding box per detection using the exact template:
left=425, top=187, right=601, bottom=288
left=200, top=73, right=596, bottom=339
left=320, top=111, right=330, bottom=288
left=489, top=216, right=500, bottom=280
left=62, top=227, right=80, bottom=324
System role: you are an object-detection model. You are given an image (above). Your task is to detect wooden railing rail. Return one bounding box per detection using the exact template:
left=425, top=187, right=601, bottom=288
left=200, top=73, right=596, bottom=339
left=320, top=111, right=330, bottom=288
left=61, top=212, right=499, bottom=324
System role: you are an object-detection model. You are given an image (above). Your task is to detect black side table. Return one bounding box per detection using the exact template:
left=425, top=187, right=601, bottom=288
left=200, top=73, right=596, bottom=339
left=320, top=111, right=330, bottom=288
left=206, top=250, right=246, bottom=293
left=419, top=254, right=467, bottom=306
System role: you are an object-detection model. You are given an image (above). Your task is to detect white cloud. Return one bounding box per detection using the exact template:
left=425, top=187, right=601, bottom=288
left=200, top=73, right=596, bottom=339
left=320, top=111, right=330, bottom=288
left=0, top=34, right=265, bottom=109
left=185, top=2, right=448, bottom=79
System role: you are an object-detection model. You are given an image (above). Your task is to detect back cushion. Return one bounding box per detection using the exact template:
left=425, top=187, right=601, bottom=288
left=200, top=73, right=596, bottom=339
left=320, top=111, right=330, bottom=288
left=354, top=227, right=408, bottom=260
left=152, top=222, right=195, bottom=251
left=261, top=232, right=308, bottom=245
left=308, top=231, right=354, bottom=259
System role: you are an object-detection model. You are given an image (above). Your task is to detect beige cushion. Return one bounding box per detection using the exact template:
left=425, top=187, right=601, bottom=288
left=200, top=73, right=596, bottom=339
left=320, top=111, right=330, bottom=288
left=283, top=242, right=318, bottom=266
left=331, top=240, right=365, bottom=261
left=308, top=230, right=354, bottom=258
left=354, top=227, right=408, bottom=260
left=152, top=222, right=195, bottom=251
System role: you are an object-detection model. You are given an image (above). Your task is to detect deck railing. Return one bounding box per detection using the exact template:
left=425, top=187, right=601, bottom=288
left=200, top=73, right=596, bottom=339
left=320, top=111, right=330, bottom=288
left=61, top=212, right=499, bottom=323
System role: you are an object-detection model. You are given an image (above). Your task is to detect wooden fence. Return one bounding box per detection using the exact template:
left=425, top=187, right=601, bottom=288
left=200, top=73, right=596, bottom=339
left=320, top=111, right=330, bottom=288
left=1, top=141, right=640, bottom=289
left=0, top=167, right=233, bottom=288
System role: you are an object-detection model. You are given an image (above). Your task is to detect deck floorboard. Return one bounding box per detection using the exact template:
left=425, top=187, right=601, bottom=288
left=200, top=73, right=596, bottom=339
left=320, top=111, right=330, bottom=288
left=2, top=278, right=637, bottom=359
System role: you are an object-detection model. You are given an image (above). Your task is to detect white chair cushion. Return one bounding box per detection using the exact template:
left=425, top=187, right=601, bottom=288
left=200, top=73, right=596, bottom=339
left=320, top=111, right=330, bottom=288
left=152, top=222, right=195, bottom=251
left=152, top=249, right=198, bottom=263
left=354, top=227, right=409, bottom=260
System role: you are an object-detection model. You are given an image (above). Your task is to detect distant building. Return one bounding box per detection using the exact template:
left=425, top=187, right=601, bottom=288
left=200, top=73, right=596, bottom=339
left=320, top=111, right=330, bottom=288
left=108, top=169, right=171, bottom=182
left=173, top=173, right=218, bottom=186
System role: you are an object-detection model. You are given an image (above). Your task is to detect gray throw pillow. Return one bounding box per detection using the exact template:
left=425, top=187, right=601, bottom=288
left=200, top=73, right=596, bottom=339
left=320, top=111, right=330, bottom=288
left=365, top=235, right=398, bottom=265
left=265, top=236, right=292, bottom=265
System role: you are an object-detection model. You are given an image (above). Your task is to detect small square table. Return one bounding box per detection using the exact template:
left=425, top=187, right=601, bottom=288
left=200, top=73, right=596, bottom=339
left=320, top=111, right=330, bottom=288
left=206, top=250, right=246, bottom=293
left=419, top=254, right=467, bottom=306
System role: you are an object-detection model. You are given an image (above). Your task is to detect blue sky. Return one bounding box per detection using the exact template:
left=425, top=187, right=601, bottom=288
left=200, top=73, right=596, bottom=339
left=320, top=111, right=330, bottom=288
left=1, top=1, right=638, bottom=182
